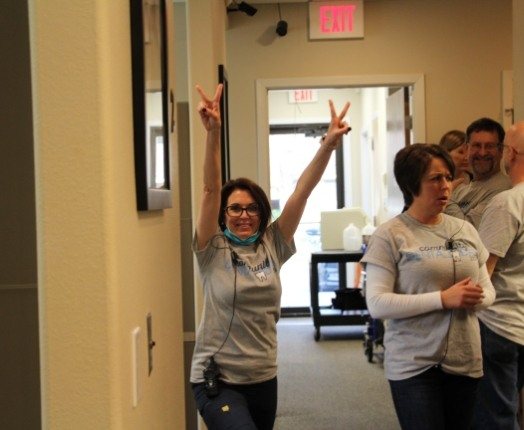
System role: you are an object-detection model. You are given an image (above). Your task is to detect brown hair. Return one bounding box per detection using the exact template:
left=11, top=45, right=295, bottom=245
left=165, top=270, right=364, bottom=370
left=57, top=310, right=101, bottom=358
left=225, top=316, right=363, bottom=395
left=394, top=143, right=455, bottom=208
left=439, top=130, right=466, bottom=152
left=218, top=177, right=272, bottom=238
left=466, top=117, right=505, bottom=145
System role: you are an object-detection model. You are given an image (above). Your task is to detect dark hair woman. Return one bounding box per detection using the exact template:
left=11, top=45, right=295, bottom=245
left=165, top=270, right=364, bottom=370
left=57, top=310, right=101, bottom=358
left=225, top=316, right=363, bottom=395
left=362, top=143, right=495, bottom=430
left=190, top=83, right=351, bottom=430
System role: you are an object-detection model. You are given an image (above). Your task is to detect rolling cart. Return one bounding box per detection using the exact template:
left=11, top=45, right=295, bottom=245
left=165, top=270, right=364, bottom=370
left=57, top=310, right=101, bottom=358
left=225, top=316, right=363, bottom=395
left=309, top=250, right=368, bottom=341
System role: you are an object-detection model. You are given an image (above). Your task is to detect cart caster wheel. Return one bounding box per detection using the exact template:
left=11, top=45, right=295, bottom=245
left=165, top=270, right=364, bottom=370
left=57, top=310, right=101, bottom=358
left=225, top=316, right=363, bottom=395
left=314, top=327, right=320, bottom=341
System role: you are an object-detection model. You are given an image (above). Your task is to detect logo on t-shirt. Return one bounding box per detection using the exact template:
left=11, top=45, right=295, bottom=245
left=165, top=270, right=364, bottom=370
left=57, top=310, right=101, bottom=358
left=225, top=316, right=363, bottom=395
left=235, top=256, right=272, bottom=283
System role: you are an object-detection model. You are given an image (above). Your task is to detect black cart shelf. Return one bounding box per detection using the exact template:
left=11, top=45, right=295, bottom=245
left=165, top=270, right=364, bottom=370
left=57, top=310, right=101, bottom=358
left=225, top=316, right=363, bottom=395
left=309, top=250, right=368, bottom=341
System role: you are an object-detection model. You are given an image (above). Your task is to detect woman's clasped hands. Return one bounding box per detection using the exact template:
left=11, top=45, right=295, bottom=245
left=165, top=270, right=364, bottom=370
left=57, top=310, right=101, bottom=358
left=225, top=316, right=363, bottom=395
left=441, top=276, right=484, bottom=309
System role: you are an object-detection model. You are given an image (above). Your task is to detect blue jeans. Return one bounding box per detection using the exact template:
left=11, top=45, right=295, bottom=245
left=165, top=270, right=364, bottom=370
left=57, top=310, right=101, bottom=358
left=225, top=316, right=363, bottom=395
left=472, top=322, right=524, bottom=430
left=192, top=377, right=277, bottom=430
left=389, top=366, right=480, bottom=430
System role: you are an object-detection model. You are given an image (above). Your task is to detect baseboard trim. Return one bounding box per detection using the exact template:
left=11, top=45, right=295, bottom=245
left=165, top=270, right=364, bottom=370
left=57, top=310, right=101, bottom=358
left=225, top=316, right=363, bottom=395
left=281, top=307, right=311, bottom=317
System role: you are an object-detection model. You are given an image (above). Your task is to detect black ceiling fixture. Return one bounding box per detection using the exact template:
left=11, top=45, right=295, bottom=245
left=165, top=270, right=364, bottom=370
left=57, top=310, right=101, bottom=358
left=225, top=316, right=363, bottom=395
left=227, top=1, right=258, bottom=16
left=276, top=3, right=288, bottom=37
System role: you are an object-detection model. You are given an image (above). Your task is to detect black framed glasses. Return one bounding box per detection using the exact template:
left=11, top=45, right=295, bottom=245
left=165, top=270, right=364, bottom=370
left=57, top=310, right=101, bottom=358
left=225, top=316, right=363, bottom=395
left=225, top=203, right=260, bottom=217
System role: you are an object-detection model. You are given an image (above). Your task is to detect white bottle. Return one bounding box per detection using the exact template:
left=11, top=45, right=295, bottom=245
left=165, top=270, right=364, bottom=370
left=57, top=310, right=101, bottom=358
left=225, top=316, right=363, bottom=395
left=342, top=223, right=362, bottom=251
left=362, top=223, right=376, bottom=246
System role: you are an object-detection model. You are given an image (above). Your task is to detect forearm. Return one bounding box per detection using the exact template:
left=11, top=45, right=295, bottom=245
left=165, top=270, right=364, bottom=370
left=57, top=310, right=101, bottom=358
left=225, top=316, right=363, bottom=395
left=277, top=143, right=334, bottom=242
left=365, top=263, right=443, bottom=320
left=485, top=254, right=499, bottom=277
left=474, top=263, right=496, bottom=310
left=293, top=143, right=334, bottom=201
left=196, top=129, right=221, bottom=249
left=278, top=99, right=349, bottom=242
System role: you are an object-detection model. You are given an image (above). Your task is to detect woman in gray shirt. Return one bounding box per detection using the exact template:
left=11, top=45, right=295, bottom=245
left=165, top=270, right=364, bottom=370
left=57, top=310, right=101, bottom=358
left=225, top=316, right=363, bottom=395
left=362, top=144, right=495, bottom=430
left=190, top=84, right=351, bottom=430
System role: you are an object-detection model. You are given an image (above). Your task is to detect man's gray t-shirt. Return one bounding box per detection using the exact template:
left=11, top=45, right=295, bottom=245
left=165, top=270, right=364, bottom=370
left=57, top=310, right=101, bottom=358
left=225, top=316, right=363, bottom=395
left=477, top=182, right=524, bottom=346
left=190, top=222, right=295, bottom=384
left=445, top=171, right=511, bottom=228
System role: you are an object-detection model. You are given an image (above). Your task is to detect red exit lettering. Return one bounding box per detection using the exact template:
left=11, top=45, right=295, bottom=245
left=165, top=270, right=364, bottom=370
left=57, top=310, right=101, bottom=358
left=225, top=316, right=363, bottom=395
left=294, top=90, right=314, bottom=102
left=319, top=5, right=356, bottom=33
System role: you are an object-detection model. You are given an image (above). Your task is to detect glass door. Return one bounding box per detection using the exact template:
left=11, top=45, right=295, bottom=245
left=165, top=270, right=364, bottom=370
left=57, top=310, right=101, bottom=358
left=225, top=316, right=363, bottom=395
left=269, top=131, right=339, bottom=309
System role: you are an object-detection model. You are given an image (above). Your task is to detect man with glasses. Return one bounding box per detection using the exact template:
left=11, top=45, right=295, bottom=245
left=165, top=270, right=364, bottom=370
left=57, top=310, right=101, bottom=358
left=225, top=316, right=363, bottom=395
left=445, top=117, right=511, bottom=228
left=473, top=121, right=524, bottom=429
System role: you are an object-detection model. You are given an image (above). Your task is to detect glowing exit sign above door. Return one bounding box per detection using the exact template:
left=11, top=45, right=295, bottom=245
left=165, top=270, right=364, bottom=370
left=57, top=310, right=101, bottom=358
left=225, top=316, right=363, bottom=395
left=309, top=1, right=364, bottom=40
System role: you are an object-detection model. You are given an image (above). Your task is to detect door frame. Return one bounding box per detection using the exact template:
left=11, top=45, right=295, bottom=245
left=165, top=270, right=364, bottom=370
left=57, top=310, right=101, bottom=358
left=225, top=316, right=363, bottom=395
left=255, top=74, right=426, bottom=192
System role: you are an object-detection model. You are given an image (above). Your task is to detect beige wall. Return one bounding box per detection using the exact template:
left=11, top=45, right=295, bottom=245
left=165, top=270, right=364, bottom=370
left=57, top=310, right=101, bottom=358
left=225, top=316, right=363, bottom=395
left=187, top=0, right=227, bottom=245
left=30, top=1, right=185, bottom=428
left=226, top=0, right=513, bottom=181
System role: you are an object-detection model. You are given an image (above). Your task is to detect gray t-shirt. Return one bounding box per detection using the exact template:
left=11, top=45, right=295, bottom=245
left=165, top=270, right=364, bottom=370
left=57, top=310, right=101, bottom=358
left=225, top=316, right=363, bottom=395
left=477, top=182, right=524, bottom=346
left=190, top=222, right=295, bottom=384
left=445, top=171, right=511, bottom=228
left=362, top=212, right=490, bottom=381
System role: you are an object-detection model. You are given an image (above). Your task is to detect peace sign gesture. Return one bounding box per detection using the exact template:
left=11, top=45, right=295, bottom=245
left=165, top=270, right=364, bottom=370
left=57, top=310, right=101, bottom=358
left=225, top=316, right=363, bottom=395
left=322, top=100, right=351, bottom=149
left=196, top=84, right=223, bottom=131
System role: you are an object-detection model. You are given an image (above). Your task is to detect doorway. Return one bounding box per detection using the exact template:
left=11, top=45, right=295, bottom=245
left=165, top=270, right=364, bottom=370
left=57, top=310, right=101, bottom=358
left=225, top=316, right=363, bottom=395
left=260, top=77, right=425, bottom=311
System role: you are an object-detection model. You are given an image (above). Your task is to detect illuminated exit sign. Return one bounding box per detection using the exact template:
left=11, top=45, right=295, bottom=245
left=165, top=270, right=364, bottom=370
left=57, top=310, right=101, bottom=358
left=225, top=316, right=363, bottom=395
left=309, top=1, right=364, bottom=40
left=288, top=89, right=318, bottom=104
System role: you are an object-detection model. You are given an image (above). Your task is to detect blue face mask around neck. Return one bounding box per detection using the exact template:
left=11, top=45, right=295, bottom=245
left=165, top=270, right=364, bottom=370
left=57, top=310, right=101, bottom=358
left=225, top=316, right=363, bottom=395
left=224, top=228, right=260, bottom=246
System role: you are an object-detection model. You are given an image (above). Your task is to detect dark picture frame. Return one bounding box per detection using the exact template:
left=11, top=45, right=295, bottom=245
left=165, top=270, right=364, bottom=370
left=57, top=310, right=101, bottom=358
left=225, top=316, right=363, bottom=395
left=218, top=65, right=231, bottom=184
left=130, top=0, right=173, bottom=210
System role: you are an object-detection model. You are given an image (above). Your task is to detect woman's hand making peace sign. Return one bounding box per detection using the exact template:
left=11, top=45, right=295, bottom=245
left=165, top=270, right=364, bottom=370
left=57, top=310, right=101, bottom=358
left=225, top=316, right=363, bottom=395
left=196, top=84, right=223, bottom=132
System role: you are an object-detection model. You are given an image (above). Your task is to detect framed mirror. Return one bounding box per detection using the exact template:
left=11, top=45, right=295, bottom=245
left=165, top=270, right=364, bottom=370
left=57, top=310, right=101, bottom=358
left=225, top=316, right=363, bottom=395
left=130, top=0, right=173, bottom=210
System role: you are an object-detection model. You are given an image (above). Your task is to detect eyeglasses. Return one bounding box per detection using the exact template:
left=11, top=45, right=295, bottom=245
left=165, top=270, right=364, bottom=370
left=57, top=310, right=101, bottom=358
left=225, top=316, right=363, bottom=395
left=225, top=203, right=260, bottom=217
left=468, top=142, right=501, bottom=152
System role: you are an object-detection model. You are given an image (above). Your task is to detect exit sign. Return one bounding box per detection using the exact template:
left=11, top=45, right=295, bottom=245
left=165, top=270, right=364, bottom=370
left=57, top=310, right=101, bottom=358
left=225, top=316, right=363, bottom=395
left=309, top=1, right=364, bottom=40
left=289, top=89, right=318, bottom=104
